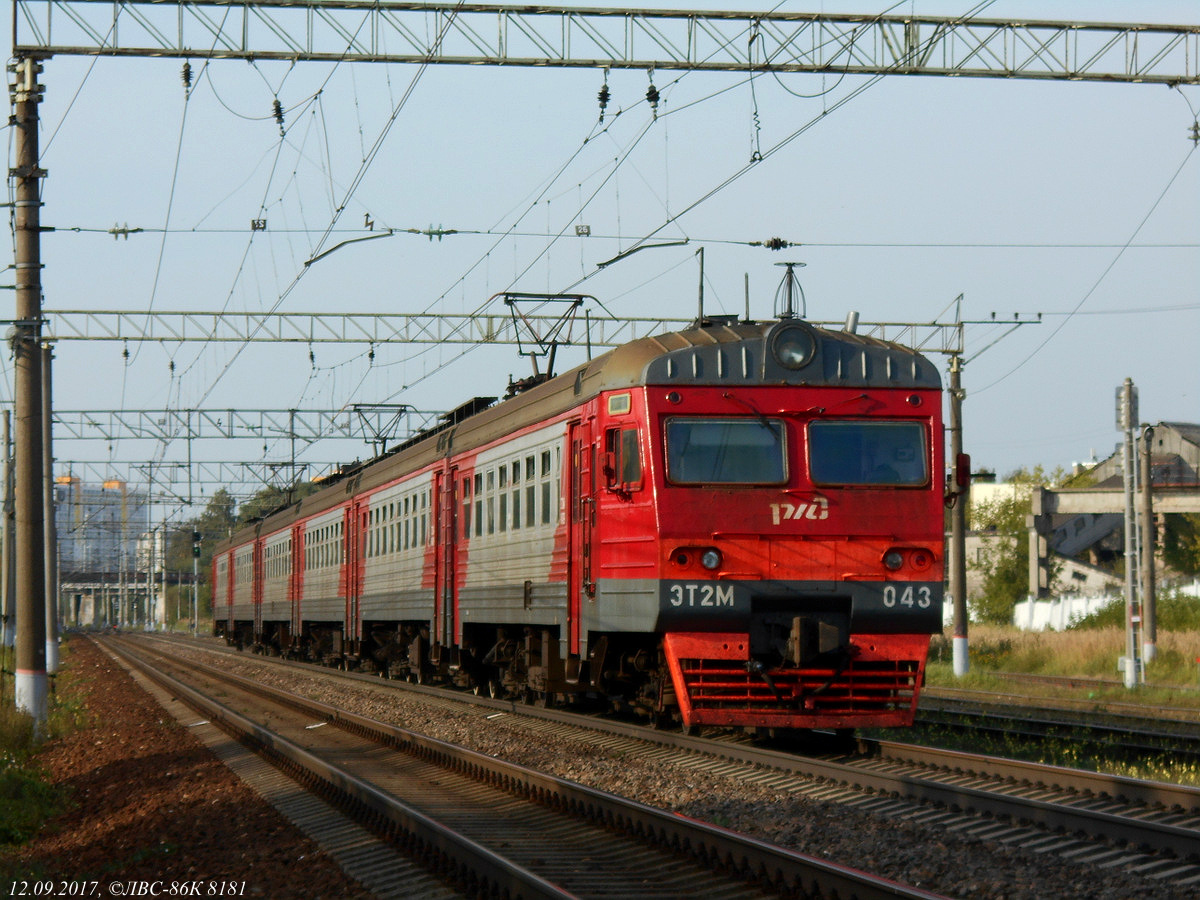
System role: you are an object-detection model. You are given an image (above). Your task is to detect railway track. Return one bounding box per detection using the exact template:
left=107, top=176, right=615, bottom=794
left=914, top=689, right=1200, bottom=766
left=127, top=634, right=1200, bottom=893
left=102, top=635, right=944, bottom=900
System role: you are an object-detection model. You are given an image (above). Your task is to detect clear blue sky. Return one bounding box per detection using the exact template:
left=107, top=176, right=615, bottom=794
left=3, top=1, right=1198, bottom=501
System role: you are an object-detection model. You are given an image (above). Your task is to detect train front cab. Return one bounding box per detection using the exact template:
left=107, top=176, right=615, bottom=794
left=661, top=399, right=942, bottom=730
left=592, top=321, right=945, bottom=732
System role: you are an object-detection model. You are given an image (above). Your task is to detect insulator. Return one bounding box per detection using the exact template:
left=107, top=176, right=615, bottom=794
left=181, top=62, right=192, bottom=90
left=273, top=98, right=285, bottom=134
left=597, top=82, right=610, bottom=121
left=646, top=83, right=659, bottom=111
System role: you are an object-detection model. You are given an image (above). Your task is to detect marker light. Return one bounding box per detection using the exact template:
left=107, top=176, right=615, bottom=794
left=883, top=550, right=905, bottom=571
left=700, top=549, right=723, bottom=570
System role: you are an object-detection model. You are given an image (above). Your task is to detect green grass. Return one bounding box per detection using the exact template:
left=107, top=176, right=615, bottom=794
left=0, top=759, right=69, bottom=844
left=916, top=617, right=1200, bottom=785
left=872, top=718, right=1200, bottom=787
left=926, top=622, right=1200, bottom=703
left=0, top=642, right=86, bottom=852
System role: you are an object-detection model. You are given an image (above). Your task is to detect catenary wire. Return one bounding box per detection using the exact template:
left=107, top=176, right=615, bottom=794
left=257, top=1, right=1001, bottom=440
left=191, top=4, right=469, bottom=412
left=971, top=142, right=1197, bottom=393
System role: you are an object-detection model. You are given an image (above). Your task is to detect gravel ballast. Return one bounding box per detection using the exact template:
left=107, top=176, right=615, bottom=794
left=2, top=638, right=374, bottom=899
left=7, top=636, right=1198, bottom=900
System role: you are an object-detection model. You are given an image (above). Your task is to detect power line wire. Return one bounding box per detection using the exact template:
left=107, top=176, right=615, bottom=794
left=47, top=224, right=1200, bottom=250
left=973, top=142, right=1198, bottom=393
left=195, top=4, right=469, bottom=414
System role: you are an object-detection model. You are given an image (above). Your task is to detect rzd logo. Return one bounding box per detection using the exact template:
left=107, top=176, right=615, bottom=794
left=770, top=497, right=829, bottom=525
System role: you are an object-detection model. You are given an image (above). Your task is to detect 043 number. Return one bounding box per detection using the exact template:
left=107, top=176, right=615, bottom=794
left=882, top=585, right=932, bottom=609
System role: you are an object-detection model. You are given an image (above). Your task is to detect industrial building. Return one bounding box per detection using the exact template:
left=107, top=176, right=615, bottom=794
left=54, top=476, right=163, bottom=628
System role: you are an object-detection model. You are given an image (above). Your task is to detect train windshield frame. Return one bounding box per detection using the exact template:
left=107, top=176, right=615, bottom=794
left=664, top=417, right=788, bottom=485
left=807, top=419, right=929, bottom=487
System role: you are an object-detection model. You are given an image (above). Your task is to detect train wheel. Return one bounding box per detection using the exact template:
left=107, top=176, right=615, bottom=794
left=830, top=728, right=857, bottom=754
left=473, top=679, right=503, bottom=699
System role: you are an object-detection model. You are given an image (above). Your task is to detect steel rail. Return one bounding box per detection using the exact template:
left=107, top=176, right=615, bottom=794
left=118, top=635, right=947, bottom=900
left=104, top=638, right=575, bottom=900
left=866, top=738, right=1200, bottom=813
left=142, top=634, right=1200, bottom=861
left=915, top=703, right=1200, bottom=757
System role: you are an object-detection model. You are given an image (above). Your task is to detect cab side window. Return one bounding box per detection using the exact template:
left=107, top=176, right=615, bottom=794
left=604, top=427, right=642, bottom=491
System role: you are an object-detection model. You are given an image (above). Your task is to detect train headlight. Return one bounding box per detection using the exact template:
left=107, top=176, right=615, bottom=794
left=700, top=549, right=723, bottom=571
left=770, top=323, right=817, bottom=370
left=883, top=549, right=905, bottom=571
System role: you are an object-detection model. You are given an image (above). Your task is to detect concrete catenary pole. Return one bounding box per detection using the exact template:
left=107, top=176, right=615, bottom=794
left=42, top=344, right=59, bottom=674
left=2, top=410, right=12, bottom=651
left=192, top=532, right=200, bottom=637
left=10, top=56, right=48, bottom=725
left=1140, top=425, right=1156, bottom=662
left=949, top=353, right=969, bottom=676
left=1119, top=378, right=1142, bottom=688
left=0, top=412, right=11, bottom=652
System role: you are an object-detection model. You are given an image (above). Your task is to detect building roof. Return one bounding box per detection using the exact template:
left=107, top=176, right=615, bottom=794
left=1160, top=422, right=1200, bottom=447
left=1085, top=421, right=1199, bottom=488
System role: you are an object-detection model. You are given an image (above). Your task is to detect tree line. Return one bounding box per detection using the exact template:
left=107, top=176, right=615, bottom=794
left=968, top=466, right=1200, bottom=625
left=159, top=483, right=316, bottom=627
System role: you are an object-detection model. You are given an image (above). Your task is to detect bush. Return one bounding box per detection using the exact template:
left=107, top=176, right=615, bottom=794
left=1070, top=597, right=1124, bottom=629
left=1071, top=589, right=1200, bottom=631
left=0, top=644, right=83, bottom=850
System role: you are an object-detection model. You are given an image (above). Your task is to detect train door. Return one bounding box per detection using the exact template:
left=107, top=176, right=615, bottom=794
left=433, top=468, right=458, bottom=650
left=347, top=500, right=368, bottom=646
left=216, top=553, right=233, bottom=636
left=289, top=522, right=304, bottom=649
left=568, top=419, right=596, bottom=655
left=252, top=540, right=264, bottom=638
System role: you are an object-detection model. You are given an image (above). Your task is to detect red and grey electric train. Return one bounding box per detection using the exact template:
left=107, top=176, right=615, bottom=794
left=213, top=314, right=945, bottom=731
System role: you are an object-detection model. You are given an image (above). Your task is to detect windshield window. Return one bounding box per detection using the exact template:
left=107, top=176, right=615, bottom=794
left=809, top=420, right=928, bottom=486
left=665, top=418, right=787, bottom=484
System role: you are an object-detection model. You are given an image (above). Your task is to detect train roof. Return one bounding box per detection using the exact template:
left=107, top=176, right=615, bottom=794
left=583, top=317, right=941, bottom=393
left=220, top=317, right=940, bottom=545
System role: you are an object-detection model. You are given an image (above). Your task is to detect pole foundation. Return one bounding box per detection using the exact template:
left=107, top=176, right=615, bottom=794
left=952, top=636, right=969, bottom=677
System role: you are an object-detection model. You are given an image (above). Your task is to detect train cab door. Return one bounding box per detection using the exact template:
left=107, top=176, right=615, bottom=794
left=433, top=468, right=458, bottom=652
left=568, top=419, right=597, bottom=656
